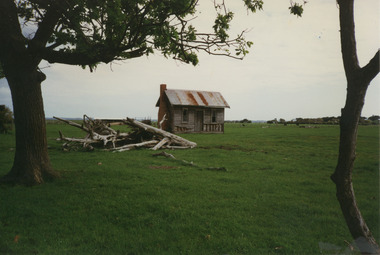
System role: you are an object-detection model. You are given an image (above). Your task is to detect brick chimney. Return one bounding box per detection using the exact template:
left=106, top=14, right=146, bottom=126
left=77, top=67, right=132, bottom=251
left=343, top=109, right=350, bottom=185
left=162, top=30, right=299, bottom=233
left=158, top=84, right=170, bottom=131
left=160, top=84, right=167, bottom=97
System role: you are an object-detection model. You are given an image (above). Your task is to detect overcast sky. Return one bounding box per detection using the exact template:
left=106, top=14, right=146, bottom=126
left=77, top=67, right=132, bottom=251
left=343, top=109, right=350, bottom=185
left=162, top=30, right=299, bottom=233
left=0, top=0, right=379, bottom=121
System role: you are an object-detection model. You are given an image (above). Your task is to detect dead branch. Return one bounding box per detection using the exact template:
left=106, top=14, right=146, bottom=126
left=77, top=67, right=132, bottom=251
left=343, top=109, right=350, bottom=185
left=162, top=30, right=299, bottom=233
left=152, top=151, right=227, bottom=171
left=151, top=137, right=169, bottom=151
left=124, top=117, right=197, bottom=148
left=54, top=115, right=197, bottom=152
left=152, top=151, right=176, bottom=159
left=53, top=116, right=90, bottom=132
left=109, top=140, right=159, bottom=152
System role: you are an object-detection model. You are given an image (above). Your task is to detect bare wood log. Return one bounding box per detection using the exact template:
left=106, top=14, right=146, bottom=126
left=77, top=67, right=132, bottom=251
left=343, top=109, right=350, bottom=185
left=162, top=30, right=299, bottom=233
left=55, top=116, right=130, bottom=148
left=108, top=140, right=159, bottom=152
left=92, top=133, right=116, bottom=147
left=53, top=116, right=90, bottom=132
left=60, top=129, right=116, bottom=147
left=151, top=137, right=169, bottom=151
left=108, top=122, right=124, bottom=126
left=59, top=136, right=97, bottom=145
left=124, top=118, right=197, bottom=148
left=54, top=116, right=197, bottom=152
left=58, top=131, right=99, bottom=146
left=54, top=116, right=130, bottom=138
left=152, top=151, right=176, bottom=159
left=83, top=114, right=117, bottom=135
left=59, top=131, right=97, bottom=151
left=58, top=130, right=64, bottom=140
left=163, top=146, right=191, bottom=150
left=158, top=113, right=167, bottom=129
left=99, top=123, right=118, bottom=135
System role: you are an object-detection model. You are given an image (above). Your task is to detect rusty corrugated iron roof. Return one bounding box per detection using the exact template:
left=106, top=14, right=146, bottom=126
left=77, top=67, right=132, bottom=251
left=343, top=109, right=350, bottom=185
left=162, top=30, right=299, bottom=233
left=161, top=89, right=230, bottom=108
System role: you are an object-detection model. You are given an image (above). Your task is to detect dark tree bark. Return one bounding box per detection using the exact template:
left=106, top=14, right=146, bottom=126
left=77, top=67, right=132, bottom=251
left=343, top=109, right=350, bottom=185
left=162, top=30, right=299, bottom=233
left=0, top=0, right=59, bottom=185
left=331, top=0, right=380, bottom=253
left=1, top=66, right=60, bottom=185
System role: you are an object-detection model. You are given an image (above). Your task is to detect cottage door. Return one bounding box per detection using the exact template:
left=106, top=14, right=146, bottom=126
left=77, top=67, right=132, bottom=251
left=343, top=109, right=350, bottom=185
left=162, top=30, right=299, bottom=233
left=195, top=111, right=203, bottom=132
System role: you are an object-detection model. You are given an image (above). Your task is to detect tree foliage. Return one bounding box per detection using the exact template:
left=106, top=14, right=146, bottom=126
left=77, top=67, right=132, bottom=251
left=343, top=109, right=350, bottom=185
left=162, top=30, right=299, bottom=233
left=3, top=0, right=256, bottom=72
left=242, top=0, right=264, bottom=13
left=289, top=2, right=305, bottom=17
left=1, top=0, right=305, bottom=73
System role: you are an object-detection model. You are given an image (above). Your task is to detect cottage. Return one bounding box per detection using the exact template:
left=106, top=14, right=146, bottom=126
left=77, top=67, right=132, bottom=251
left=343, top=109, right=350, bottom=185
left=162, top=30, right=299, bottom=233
left=156, top=84, right=230, bottom=133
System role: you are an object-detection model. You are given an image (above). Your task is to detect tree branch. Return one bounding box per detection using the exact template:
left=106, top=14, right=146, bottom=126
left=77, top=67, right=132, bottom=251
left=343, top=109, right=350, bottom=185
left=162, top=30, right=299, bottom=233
left=0, top=0, right=27, bottom=70
left=0, top=0, right=24, bottom=47
left=29, top=1, right=68, bottom=51
left=361, top=49, right=380, bottom=84
left=28, top=0, right=51, bottom=8
left=337, top=0, right=360, bottom=78
left=42, top=47, right=147, bottom=65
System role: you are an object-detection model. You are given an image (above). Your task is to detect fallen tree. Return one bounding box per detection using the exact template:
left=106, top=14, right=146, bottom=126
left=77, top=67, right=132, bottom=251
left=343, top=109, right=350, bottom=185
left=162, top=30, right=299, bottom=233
left=54, top=115, right=196, bottom=152
left=152, top=151, right=227, bottom=172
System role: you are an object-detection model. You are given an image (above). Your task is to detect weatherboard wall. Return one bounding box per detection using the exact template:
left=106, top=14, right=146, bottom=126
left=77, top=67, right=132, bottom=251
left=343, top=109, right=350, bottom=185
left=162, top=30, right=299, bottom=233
left=156, top=84, right=228, bottom=134
left=170, top=106, right=225, bottom=133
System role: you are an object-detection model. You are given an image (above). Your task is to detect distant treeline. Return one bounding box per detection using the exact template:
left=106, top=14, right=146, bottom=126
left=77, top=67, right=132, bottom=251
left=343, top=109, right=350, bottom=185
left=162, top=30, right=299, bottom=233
left=227, top=116, right=380, bottom=125
left=225, top=119, right=259, bottom=124
left=268, top=116, right=380, bottom=125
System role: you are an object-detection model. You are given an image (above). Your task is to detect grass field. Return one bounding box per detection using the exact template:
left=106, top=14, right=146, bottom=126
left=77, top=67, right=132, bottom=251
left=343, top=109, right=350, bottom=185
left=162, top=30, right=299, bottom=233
left=0, top=123, right=378, bottom=254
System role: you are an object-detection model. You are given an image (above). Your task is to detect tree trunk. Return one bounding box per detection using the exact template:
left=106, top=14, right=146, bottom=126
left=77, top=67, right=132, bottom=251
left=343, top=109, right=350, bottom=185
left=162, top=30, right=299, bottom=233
left=331, top=1, right=380, bottom=253
left=331, top=80, right=379, bottom=254
left=0, top=67, right=60, bottom=185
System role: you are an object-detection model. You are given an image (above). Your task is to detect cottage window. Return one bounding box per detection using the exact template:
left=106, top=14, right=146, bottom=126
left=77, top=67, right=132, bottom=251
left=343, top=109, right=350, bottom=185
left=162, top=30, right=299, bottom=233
left=211, top=110, right=217, bottom=123
left=182, top=108, right=188, bottom=122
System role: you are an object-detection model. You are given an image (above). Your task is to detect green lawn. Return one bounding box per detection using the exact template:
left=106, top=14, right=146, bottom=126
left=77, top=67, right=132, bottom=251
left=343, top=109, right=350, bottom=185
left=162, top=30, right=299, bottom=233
left=0, top=123, right=378, bottom=254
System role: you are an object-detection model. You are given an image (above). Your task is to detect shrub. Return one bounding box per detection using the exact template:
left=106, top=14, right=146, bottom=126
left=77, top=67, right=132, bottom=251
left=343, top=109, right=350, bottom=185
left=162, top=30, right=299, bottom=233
left=0, top=105, right=13, bottom=133
left=239, top=118, right=251, bottom=123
